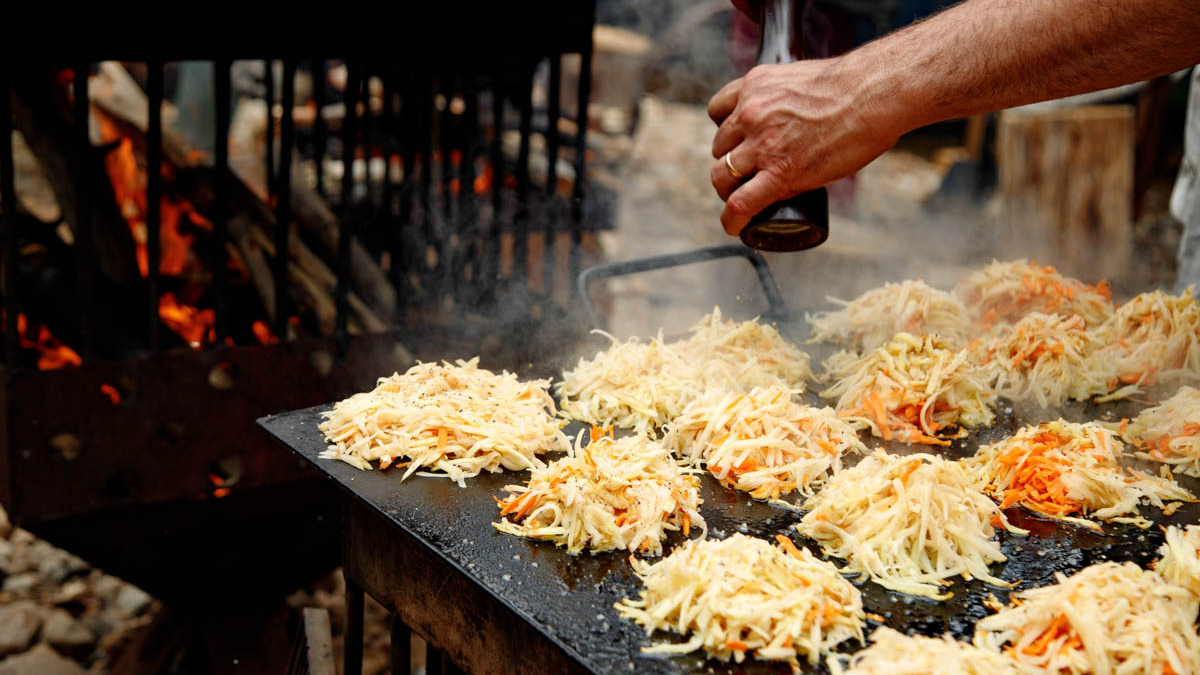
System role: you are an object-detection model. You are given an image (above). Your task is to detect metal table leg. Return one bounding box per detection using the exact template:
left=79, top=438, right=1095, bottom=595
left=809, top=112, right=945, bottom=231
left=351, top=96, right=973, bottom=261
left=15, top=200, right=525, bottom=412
left=344, top=577, right=364, bottom=675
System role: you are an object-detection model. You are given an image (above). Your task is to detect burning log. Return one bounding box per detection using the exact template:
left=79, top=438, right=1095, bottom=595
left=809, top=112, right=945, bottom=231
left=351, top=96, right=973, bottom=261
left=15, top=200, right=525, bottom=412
left=9, top=69, right=141, bottom=291
left=84, top=62, right=397, bottom=342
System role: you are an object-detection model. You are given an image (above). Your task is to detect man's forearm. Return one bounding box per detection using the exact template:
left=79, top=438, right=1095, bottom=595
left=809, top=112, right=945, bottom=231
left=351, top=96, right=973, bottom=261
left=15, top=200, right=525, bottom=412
left=846, top=0, right=1200, bottom=136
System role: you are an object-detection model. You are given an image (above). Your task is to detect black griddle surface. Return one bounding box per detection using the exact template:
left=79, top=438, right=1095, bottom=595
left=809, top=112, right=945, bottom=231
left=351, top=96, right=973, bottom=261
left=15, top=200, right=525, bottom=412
left=259, top=395, right=1200, bottom=675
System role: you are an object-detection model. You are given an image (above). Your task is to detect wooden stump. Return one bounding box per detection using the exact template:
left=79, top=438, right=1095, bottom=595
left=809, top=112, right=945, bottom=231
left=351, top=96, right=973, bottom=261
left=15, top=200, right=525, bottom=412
left=996, top=105, right=1135, bottom=284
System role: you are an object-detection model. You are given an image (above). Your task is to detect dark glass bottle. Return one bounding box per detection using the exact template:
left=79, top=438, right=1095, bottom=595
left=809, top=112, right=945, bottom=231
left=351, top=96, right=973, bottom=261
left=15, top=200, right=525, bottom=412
left=738, top=0, right=830, bottom=252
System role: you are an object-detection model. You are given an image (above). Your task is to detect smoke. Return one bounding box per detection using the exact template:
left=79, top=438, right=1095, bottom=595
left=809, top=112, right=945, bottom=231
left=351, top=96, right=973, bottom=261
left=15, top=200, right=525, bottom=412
left=588, top=1, right=1187, bottom=345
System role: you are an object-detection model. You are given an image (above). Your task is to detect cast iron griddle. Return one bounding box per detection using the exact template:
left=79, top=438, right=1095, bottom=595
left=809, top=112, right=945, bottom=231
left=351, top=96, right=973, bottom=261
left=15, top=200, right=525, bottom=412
left=258, top=391, right=1200, bottom=675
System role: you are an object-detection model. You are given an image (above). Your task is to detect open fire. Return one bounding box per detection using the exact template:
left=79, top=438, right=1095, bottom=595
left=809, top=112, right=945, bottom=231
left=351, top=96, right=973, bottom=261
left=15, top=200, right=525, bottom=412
left=96, top=111, right=222, bottom=349
left=14, top=313, right=82, bottom=370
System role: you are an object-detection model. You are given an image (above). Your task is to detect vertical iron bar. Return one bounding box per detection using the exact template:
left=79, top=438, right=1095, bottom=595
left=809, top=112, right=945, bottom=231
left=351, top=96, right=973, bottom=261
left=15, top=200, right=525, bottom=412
left=359, top=66, right=374, bottom=213
left=273, top=59, right=296, bottom=339
left=381, top=75, right=394, bottom=226
left=570, top=24, right=594, bottom=289
left=213, top=59, right=231, bottom=344
left=425, top=644, right=443, bottom=675
left=439, top=76, right=458, bottom=301
left=419, top=76, right=436, bottom=296
left=459, top=86, right=478, bottom=304
left=393, top=73, right=416, bottom=314
left=440, top=77, right=456, bottom=223
left=146, top=61, right=163, bottom=351
left=389, top=615, right=411, bottom=675
left=543, top=56, right=562, bottom=303
left=344, top=578, right=364, bottom=675
left=335, top=62, right=359, bottom=340
left=1, top=68, right=17, bottom=364
left=313, top=59, right=327, bottom=200
left=72, top=64, right=93, bottom=358
left=483, top=76, right=504, bottom=304
left=264, top=60, right=275, bottom=202
left=514, top=67, right=533, bottom=289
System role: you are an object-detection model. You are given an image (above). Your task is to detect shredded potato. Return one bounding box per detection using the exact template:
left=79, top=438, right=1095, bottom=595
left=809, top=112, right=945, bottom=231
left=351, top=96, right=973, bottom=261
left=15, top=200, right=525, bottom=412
left=319, top=358, right=567, bottom=484
left=1091, top=288, right=1200, bottom=395
left=662, top=385, right=867, bottom=500
left=794, top=450, right=1025, bottom=600
left=1153, top=524, right=1200, bottom=597
left=614, top=533, right=865, bottom=669
left=953, top=259, right=1113, bottom=328
left=965, top=420, right=1193, bottom=530
left=807, top=280, right=972, bottom=352
left=971, top=312, right=1115, bottom=407
left=821, top=332, right=996, bottom=445
left=828, top=627, right=1022, bottom=675
left=1124, top=385, right=1200, bottom=477
left=973, top=562, right=1200, bottom=675
left=493, top=432, right=704, bottom=556
left=557, top=308, right=812, bottom=436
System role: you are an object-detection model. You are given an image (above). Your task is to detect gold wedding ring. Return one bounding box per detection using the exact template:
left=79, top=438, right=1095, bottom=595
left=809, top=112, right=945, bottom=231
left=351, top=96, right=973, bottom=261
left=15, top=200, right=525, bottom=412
left=724, top=152, right=745, bottom=180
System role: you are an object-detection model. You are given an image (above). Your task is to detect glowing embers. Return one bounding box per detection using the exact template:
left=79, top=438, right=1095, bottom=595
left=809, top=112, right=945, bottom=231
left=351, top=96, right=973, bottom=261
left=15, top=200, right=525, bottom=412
left=13, top=313, right=81, bottom=370
left=974, top=562, right=1200, bottom=675
left=318, top=358, right=567, bottom=483
left=493, top=432, right=704, bottom=556
left=965, top=420, right=1193, bottom=530
left=794, top=451, right=1023, bottom=600
left=662, top=385, right=865, bottom=499
left=615, top=533, right=864, bottom=669
left=821, top=332, right=995, bottom=445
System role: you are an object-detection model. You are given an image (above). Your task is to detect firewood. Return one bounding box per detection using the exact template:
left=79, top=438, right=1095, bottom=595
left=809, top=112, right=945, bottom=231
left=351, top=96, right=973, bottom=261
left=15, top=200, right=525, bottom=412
left=10, top=70, right=141, bottom=290
left=91, top=62, right=398, bottom=327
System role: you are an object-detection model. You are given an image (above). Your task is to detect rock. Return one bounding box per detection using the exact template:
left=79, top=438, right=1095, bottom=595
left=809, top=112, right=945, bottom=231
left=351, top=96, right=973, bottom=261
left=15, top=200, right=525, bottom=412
left=51, top=580, right=88, bottom=606
left=1, top=573, right=38, bottom=596
left=0, top=504, right=10, bottom=539
left=113, top=585, right=152, bottom=616
left=36, top=550, right=88, bottom=584
left=41, top=609, right=94, bottom=657
left=0, top=644, right=88, bottom=675
left=0, top=601, right=41, bottom=657
left=92, top=575, right=122, bottom=603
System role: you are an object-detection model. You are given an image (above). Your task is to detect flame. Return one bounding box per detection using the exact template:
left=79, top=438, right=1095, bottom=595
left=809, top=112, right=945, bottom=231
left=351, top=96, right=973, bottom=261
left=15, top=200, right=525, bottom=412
left=15, top=314, right=82, bottom=370
left=474, top=163, right=493, bottom=194
left=251, top=320, right=278, bottom=345
left=100, top=383, right=121, bottom=404
left=207, top=473, right=230, bottom=499
left=158, top=293, right=215, bottom=349
left=103, top=135, right=211, bottom=278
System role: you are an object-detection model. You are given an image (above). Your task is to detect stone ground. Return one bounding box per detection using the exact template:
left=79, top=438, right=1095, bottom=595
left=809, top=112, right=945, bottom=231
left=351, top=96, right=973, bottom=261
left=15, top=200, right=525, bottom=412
left=0, top=505, right=156, bottom=675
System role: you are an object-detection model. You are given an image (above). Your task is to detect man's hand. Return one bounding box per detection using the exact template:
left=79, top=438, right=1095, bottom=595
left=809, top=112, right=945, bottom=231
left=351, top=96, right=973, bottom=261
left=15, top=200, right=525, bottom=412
left=707, top=0, right=1200, bottom=238
left=707, top=58, right=900, bottom=236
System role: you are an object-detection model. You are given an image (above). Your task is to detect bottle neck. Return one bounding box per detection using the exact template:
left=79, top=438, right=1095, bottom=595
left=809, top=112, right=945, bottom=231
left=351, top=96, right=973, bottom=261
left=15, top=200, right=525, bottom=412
left=757, top=0, right=806, bottom=65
